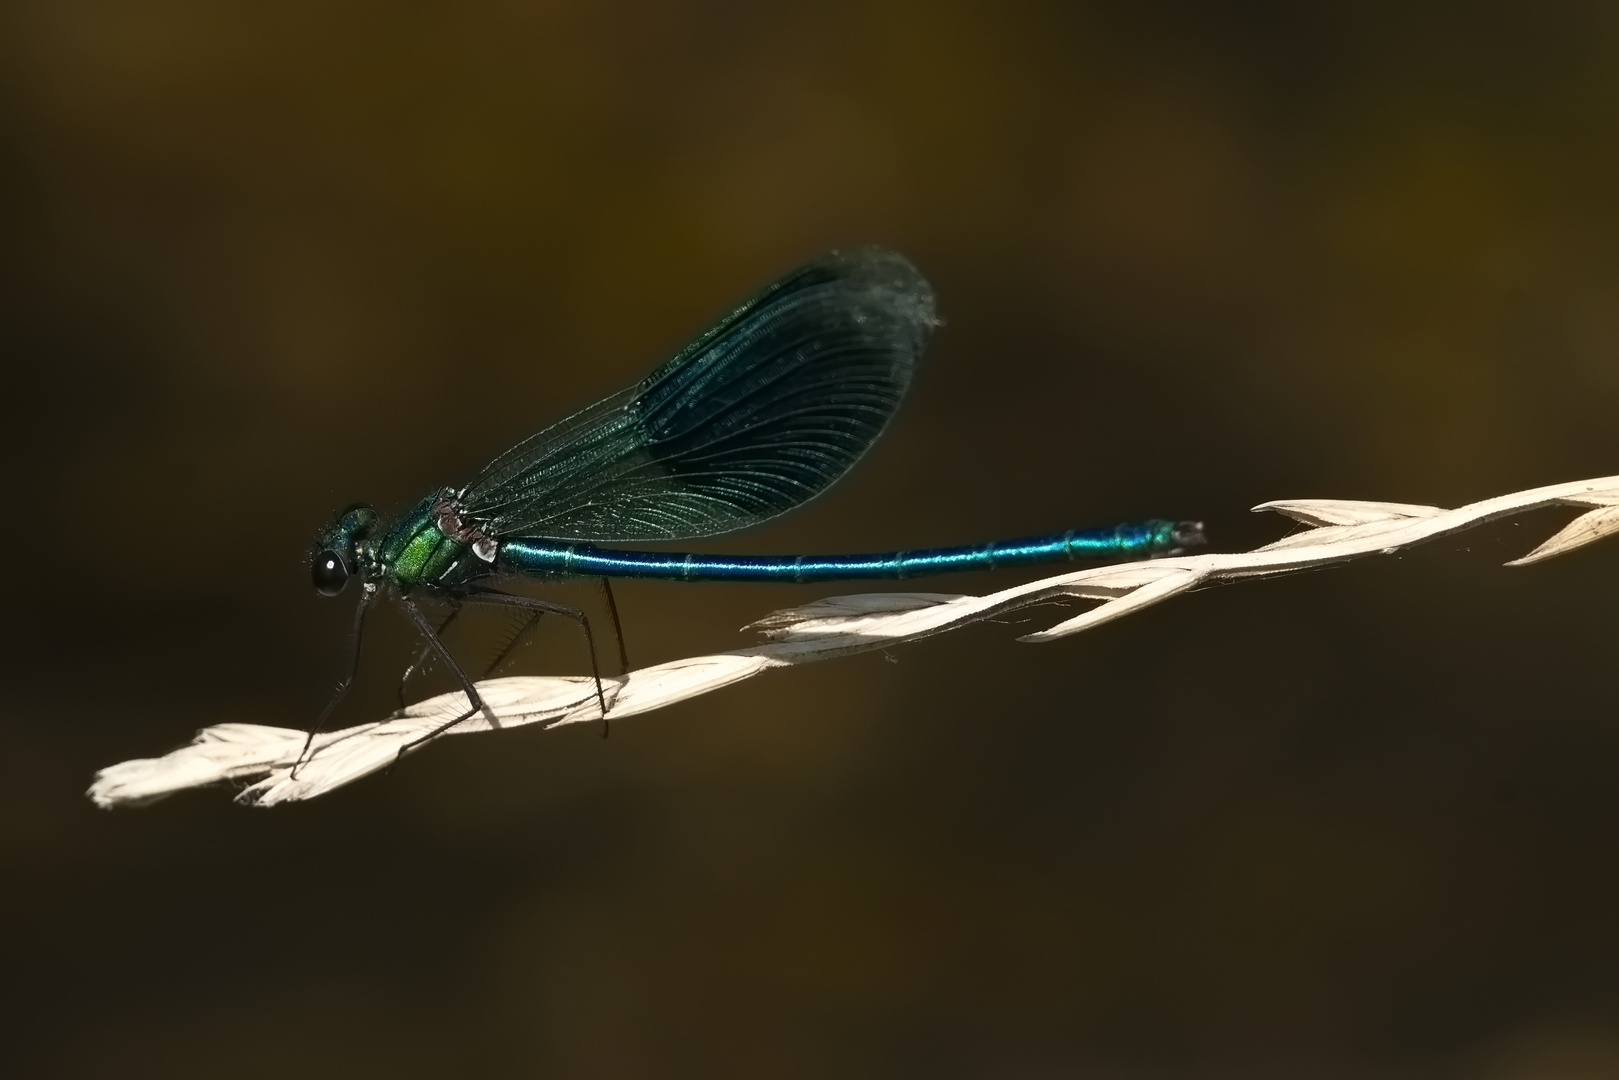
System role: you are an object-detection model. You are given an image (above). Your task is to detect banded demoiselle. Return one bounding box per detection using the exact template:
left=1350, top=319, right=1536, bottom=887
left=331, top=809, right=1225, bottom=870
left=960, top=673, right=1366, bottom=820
left=309, top=248, right=1203, bottom=747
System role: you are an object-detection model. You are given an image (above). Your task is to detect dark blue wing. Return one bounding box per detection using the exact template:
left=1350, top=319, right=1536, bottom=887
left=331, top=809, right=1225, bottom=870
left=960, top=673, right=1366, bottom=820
left=457, top=247, right=937, bottom=543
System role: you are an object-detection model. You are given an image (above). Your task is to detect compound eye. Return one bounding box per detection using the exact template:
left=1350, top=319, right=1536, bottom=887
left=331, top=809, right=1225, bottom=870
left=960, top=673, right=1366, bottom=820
left=312, top=550, right=349, bottom=596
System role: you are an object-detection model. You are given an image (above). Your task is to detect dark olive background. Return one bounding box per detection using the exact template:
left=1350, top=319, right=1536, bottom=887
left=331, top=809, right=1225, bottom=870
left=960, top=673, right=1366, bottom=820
left=5, top=3, right=1619, bottom=1077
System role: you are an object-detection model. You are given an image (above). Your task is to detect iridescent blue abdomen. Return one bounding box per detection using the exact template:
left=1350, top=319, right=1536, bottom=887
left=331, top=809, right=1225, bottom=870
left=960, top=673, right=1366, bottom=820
left=497, top=520, right=1190, bottom=582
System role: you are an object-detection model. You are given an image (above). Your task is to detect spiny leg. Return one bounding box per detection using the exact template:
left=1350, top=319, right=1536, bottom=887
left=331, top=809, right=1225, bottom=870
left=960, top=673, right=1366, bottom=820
left=398, top=592, right=502, bottom=737
left=392, top=599, right=556, bottom=760
left=461, top=587, right=612, bottom=734
left=396, top=699, right=484, bottom=762
left=294, top=582, right=375, bottom=777
left=397, top=602, right=461, bottom=710
left=394, top=588, right=616, bottom=762
left=482, top=608, right=545, bottom=680
left=597, top=577, right=630, bottom=673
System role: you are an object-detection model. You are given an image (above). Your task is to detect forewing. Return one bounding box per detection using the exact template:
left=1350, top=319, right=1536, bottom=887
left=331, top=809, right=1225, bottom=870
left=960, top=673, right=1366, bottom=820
left=458, top=248, right=937, bottom=542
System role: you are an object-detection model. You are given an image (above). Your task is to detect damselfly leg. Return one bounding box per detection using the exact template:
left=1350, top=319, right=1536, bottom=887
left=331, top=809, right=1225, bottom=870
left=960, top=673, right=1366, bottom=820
left=481, top=607, right=544, bottom=680
left=392, top=587, right=615, bottom=760
left=598, top=578, right=630, bottom=673
left=401, top=583, right=625, bottom=702
left=397, top=602, right=462, bottom=710
left=397, top=592, right=501, bottom=727
left=293, top=582, right=375, bottom=777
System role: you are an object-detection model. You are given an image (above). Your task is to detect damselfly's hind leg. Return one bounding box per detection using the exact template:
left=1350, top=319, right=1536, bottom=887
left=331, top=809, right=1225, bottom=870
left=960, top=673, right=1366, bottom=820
left=392, top=586, right=619, bottom=763
left=482, top=607, right=544, bottom=679
left=598, top=578, right=630, bottom=674
left=397, top=602, right=461, bottom=710
left=460, top=587, right=613, bottom=735
left=394, top=599, right=544, bottom=712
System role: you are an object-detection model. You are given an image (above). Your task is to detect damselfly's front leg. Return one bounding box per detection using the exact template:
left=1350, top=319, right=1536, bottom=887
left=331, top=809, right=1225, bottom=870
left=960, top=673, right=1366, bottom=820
left=294, top=582, right=376, bottom=777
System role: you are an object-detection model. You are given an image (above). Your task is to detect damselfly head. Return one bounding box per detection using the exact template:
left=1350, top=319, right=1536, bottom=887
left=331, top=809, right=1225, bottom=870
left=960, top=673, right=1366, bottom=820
left=311, top=504, right=379, bottom=596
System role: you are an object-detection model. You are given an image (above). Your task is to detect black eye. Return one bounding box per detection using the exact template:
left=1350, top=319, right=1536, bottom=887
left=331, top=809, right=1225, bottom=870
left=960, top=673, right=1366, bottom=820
left=312, top=550, right=349, bottom=596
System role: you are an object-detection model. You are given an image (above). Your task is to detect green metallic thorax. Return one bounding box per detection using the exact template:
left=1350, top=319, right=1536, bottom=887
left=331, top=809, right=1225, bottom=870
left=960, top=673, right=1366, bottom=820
left=370, top=497, right=485, bottom=591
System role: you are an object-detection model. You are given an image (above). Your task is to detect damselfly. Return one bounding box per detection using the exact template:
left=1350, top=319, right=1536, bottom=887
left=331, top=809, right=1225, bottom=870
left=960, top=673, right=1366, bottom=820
left=309, top=248, right=1203, bottom=749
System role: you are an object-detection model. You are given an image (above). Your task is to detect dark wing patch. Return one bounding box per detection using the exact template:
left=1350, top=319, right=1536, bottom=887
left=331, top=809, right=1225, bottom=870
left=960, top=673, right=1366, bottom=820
left=458, top=248, right=937, bottom=542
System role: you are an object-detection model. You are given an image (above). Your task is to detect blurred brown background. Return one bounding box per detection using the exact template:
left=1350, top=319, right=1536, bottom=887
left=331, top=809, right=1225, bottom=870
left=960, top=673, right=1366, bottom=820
left=5, top=2, right=1619, bottom=1077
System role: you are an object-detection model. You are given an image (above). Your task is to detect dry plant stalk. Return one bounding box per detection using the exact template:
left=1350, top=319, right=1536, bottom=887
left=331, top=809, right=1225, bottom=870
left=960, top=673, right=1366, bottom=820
left=88, top=474, right=1619, bottom=809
